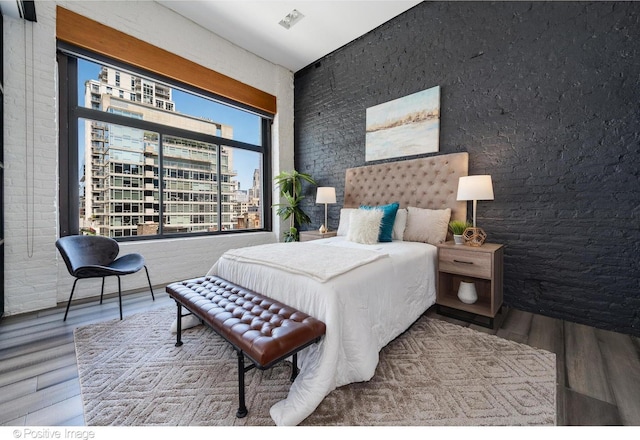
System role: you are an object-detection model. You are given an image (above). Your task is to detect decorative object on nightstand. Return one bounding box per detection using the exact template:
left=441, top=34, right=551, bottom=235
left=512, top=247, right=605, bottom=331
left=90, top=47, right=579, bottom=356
left=457, top=281, right=478, bottom=304
left=463, top=227, right=487, bottom=247
left=449, top=220, right=471, bottom=245
left=316, top=187, right=336, bottom=233
left=456, top=175, right=494, bottom=247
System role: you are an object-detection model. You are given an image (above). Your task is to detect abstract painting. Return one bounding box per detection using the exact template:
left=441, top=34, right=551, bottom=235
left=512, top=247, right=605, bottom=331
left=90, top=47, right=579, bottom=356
left=365, top=85, right=440, bottom=162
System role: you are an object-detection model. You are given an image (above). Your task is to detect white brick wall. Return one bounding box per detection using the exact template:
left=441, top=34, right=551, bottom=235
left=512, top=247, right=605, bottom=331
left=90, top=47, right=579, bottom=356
left=2, top=1, right=294, bottom=316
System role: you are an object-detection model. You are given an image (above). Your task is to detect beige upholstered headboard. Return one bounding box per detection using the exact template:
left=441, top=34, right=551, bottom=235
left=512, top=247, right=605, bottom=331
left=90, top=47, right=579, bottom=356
left=343, top=152, right=469, bottom=222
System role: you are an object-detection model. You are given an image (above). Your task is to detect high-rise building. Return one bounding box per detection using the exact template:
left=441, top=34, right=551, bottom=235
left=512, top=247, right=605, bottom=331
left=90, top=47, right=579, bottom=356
left=81, top=67, right=238, bottom=237
left=248, top=168, right=261, bottom=204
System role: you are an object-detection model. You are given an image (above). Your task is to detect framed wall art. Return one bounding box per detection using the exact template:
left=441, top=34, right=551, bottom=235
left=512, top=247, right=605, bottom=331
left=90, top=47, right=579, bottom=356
left=365, top=85, right=440, bottom=162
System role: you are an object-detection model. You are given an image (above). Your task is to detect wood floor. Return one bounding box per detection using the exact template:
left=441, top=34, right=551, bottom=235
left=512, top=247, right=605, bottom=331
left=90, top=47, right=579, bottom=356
left=1, top=289, right=639, bottom=426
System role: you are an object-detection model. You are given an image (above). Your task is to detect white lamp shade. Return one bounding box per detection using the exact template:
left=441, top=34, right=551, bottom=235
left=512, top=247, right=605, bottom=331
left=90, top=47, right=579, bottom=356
left=456, top=175, right=494, bottom=201
left=316, top=187, right=336, bottom=204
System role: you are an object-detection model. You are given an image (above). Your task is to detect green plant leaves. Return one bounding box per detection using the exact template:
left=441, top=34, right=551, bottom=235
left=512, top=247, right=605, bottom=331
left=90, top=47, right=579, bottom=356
left=272, top=170, right=317, bottom=241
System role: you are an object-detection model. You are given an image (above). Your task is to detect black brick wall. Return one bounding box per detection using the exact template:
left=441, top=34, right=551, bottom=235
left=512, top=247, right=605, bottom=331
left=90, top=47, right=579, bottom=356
left=293, top=1, right=640, bottom=336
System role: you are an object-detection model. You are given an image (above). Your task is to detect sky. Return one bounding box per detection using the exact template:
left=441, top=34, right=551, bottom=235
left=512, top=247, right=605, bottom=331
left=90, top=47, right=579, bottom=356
left=78, top=59, right=262, bottom=190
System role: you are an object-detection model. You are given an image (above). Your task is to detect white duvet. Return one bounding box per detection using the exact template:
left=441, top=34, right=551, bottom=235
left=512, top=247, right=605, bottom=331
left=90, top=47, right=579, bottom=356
left=207, top=236, right=438, bottom=426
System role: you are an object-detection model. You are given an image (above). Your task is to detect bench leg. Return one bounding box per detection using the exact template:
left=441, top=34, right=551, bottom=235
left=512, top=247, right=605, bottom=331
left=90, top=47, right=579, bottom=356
left=175, top=302, right=183, bottom=347
left=236, top=350, right=248, bottom=418
left=290, top=353, right=299, bottom=382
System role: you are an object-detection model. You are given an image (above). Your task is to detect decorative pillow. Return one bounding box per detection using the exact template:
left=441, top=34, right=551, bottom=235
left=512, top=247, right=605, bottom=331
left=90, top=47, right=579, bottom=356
left=392, top=208, right=408, bottom=241
left=403, top=207, right=451, bottom=245
left=347, top=209, right=384, bottom=245
left=337, top=208, right=356, bottom=236
left=360, top=202, right=399, bottom=242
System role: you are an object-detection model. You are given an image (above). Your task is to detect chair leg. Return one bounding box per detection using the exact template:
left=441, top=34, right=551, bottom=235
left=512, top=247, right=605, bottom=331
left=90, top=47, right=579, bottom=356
left=63, top=278, right=80, bottom=322
left=117, top=276, right=123, bottom=320
left=99, top=277, right=105, bottom=304
left=144, top=265, right=155, bottom=301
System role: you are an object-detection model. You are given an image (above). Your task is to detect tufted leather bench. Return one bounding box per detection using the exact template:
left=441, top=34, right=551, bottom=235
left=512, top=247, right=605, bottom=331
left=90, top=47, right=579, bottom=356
left=166, top=275, right=326, bottom=418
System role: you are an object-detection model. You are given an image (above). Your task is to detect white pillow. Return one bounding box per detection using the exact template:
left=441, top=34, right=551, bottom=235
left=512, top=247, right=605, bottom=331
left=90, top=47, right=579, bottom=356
left=169, top=315, right=201, bottom=333
left=337, top=208, right=356, bottom=236
left=403, top=207, right=451, bottom=245
left=347, top=209, right=384, bottom=244
left=392, top=208, right=407, bottom=241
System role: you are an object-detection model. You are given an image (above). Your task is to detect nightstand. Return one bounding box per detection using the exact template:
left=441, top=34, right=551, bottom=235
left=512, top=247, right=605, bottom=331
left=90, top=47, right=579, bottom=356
left=299, top=230, right=337, bottom=242
left=436, top=242, right=504, bottom=328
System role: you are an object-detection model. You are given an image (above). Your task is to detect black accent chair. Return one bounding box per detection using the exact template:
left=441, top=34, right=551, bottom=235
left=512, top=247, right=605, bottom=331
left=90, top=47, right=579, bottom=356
left=56, top=235, right=155, bottom=321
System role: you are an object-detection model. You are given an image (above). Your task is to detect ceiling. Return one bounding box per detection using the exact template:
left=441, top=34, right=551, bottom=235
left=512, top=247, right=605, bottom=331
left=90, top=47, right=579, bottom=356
left=157, top=1, right=422, bottom=72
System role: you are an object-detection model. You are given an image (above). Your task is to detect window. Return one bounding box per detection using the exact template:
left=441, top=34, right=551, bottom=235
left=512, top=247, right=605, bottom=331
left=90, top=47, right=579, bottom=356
left=58, top=51, right=271, bottom=240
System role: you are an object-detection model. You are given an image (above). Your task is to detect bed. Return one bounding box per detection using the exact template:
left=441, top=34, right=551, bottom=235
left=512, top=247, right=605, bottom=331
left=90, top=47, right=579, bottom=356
left=207, top=152, right=468, bottom=425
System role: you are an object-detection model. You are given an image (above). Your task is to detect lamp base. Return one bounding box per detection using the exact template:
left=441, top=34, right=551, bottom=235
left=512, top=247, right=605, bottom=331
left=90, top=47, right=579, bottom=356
left=319, top=224, right=327, bottom=234
left=463, top=227, right=487, bottom=247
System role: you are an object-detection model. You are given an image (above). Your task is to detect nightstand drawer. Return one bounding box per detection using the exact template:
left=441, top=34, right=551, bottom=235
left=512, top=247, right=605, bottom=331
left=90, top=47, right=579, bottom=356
left=299, top=230, right=337, bottom=241
left=439, top=247, right=492, bottom=279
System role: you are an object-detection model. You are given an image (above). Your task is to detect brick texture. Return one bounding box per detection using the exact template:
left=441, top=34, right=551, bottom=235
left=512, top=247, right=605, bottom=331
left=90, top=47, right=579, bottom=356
left=294, top=2, right=640, bottom=336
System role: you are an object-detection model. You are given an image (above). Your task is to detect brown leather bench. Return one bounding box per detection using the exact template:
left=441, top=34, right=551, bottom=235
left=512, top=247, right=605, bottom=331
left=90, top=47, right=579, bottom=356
left=166, top=275, right=326, bottom=418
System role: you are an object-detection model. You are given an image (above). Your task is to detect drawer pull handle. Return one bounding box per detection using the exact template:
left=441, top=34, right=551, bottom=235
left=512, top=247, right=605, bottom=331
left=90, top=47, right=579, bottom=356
left=453, top=259, right=473, bottom=265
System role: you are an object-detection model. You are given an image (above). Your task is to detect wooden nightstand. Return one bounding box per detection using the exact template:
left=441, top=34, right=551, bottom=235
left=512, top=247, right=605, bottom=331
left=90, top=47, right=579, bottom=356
left=299, top=230, right=337, bottom=242
left=436, top=242, right=504, bottom=328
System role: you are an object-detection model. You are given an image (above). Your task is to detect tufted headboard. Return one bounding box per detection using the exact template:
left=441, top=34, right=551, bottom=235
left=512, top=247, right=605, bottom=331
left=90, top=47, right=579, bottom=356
left=343, top=152, right=469, bottom=222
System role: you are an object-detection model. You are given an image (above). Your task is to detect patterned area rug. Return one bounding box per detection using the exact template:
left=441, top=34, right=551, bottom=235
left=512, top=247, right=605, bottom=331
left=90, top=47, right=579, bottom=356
left=74, top=307, right=556, bottom=426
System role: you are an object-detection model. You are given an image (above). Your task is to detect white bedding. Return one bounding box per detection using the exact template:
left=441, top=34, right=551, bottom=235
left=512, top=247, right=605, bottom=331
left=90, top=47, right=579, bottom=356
left=219, top=241, right=387, bottom=282
left=207, top=236, right=438, bottom=426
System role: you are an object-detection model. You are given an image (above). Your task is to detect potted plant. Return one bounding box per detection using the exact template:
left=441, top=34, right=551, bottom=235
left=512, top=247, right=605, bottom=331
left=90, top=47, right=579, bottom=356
left=449, top=220, right=471, bottom=245
left=273, top=170, right=317, bottom=242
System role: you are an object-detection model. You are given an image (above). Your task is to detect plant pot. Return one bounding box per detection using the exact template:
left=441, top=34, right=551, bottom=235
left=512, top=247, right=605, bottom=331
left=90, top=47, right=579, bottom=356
left=453, top=234, right=464, bottom=244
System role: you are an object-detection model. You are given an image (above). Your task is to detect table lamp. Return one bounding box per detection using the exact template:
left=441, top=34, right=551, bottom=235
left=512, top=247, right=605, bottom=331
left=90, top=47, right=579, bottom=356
left=456, top=175, right=494, bottom=246
left=316, top=187, right=336, bottom=233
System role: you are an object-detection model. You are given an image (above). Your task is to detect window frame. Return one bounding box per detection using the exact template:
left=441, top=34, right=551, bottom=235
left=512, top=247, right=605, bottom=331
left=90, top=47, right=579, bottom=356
left=57, top=46, right=272, bottom=241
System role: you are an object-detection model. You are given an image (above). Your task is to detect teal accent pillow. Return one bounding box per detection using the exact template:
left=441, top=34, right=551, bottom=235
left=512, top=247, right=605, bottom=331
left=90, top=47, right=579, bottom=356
left=360, top=202, right=400, bottom=242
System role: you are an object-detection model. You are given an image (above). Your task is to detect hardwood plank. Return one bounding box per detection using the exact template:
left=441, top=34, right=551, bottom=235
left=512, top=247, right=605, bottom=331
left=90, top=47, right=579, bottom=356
left=527, top=314, right=564, bottom=352
left=528, top=314, right=566, bottom=386
left=0, top=377, right=37, bottom=405
left=496, top=307, right=533, bottom=340
left=0, top=344, right=75, bottom=386
left=2, top=415, right=27, bottom=426
left=63, top=415, right=86, bottom=426
left=0, top=379, right=80, bottom=424
left=0, top=332, right=74, bottom=361
left=564, top=321, right=615, bottom=404
left=563, top=387, right=622, bottom=425
left=24, top=395, right=84, bottom=426
left=596, top=328, right=640, bottom=425
left=555, top=384, right=566, bottom=426
left=528, top=313, right=566, bottom=424
left=38, top=365, right=80, bottom=391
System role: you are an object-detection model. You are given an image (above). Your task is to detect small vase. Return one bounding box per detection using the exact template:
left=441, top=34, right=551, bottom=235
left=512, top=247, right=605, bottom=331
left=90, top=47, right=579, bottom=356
left=457, top=281, right=478, bottom=304
left=453, top=234, right=464, bottom=244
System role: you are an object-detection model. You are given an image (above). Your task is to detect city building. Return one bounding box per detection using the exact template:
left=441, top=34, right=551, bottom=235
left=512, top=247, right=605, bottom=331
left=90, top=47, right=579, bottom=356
left=81, top=66, right=245, bottom=237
